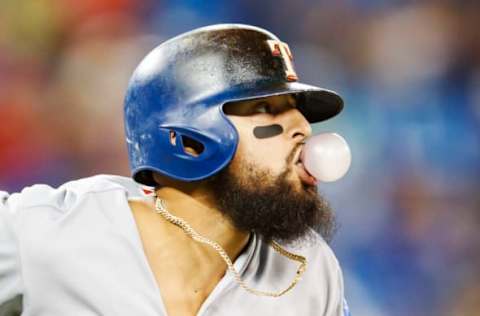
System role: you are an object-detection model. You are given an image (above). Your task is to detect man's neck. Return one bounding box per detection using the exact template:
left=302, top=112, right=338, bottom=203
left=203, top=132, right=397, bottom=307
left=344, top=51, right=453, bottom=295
left=154, top=186, right=251, bottom=260
left=129, top=186, right=250, bottom=283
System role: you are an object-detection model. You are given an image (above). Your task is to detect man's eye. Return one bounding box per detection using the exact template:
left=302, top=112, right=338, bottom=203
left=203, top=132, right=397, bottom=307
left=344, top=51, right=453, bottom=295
left=255, top=103, right=271, bottom=114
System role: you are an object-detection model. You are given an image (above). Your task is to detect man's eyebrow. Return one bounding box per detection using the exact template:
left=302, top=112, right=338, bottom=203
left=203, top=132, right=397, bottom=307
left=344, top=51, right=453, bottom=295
left=252, top=100, right=268, bottom=106
left=255, top=98, right=296, bottom=107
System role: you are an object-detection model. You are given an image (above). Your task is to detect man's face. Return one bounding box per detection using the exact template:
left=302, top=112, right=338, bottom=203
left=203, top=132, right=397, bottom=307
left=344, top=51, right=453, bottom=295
left=208, top=94, right=335, bottom=244
left=224, top=94, right=315, bottom=190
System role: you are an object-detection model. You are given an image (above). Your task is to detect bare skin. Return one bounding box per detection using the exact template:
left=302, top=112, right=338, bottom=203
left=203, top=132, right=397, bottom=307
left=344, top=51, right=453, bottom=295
left=129, top=188, right=249, bottom=316
left=129, top=94, right=311, bottom=316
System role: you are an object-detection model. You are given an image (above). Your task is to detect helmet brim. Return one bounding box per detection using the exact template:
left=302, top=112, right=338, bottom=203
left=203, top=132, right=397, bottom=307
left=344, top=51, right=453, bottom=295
left=221, top=81, right=343, bottom=123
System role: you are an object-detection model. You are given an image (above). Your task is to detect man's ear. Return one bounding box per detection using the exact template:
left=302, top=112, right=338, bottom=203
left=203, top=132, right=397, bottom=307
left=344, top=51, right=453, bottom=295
left=169, top=131, right=204, bottom=157
left=181, top=135, right=204, bottom=157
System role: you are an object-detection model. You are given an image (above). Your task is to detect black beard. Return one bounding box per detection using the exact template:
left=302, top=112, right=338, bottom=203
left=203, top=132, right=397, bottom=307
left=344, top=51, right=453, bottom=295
left=208, top=161, right=336, bottom=244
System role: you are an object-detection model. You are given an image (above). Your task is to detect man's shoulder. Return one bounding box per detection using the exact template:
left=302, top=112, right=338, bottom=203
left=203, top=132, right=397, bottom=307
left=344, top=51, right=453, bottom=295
left=1, top=174, right=144, bottom=214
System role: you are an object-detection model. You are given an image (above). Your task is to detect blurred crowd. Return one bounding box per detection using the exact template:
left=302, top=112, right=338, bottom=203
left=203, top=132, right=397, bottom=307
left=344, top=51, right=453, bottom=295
left=0, top=0, right=479, bottom=315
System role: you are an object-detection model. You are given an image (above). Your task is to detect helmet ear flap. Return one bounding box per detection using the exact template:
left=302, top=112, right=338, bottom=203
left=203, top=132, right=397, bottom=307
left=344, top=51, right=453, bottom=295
left=132, top=126, right=219, bottom=186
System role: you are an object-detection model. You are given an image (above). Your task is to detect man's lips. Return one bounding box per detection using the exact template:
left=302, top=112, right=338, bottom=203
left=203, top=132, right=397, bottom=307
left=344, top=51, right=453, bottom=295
left=291, top=145, right=317, bottom=186
left=295, top=161, right=317, bottom=186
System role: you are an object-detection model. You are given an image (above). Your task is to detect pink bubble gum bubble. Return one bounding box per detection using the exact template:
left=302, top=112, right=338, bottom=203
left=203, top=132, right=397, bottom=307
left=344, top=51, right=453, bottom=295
left=301, top=133, right=351, bottom=183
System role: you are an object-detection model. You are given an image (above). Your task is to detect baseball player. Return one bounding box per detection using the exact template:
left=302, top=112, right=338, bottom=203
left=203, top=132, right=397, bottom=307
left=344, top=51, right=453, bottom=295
left=0, top=24, right=351, bottom=315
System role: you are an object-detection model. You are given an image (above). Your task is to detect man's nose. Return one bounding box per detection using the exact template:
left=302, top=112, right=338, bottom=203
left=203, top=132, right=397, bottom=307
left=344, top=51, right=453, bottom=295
left=281, top=108, right=312, bottom=141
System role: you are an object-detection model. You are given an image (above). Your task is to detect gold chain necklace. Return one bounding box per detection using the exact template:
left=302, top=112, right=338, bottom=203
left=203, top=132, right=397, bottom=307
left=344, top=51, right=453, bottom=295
left=154, top=197, right=307, bottom=297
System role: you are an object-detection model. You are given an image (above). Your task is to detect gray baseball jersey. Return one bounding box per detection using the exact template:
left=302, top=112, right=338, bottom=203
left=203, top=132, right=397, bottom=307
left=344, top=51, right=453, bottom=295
left=0, top=175, right=350, bottom=315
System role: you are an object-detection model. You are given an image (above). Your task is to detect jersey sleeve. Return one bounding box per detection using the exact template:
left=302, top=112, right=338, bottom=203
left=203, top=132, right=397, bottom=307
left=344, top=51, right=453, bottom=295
left=0, top=191, right=23, bottom=309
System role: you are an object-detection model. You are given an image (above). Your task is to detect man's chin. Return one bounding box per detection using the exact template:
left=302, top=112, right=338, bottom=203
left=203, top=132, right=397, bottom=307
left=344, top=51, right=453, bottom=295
left=209, top=163, right=336, bottom=244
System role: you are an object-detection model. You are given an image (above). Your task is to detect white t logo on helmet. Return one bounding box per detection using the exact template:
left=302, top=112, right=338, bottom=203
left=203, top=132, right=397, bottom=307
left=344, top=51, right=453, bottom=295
left=267, top=40, right=298, bottom=82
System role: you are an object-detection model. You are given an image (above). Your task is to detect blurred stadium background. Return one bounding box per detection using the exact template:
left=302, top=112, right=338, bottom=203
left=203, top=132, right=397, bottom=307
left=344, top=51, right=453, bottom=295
left=0, top=1, right=479, bottom=315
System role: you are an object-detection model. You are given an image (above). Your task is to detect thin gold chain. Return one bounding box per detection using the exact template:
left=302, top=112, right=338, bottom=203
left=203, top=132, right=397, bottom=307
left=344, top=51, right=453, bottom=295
left=154, top=197, right=307, bottom=297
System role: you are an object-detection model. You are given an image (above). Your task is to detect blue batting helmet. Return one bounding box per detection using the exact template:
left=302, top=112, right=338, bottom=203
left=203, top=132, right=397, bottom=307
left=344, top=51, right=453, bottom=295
left=124, top=24, right=344, bottom=186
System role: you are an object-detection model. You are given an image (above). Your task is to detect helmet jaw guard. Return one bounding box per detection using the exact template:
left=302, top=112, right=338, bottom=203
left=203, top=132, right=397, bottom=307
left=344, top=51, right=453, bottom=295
left=124, top=24, right=344, bottom=186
